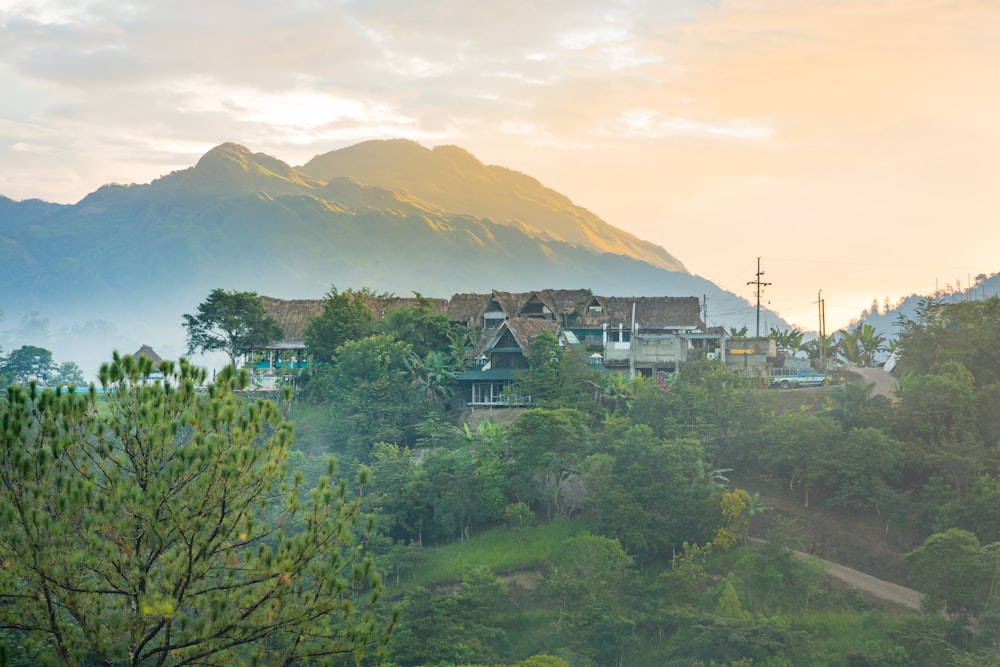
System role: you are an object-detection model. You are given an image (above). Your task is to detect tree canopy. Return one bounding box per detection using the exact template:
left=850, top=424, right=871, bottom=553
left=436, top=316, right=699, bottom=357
left=1, top=344, right=55, bottom=385
left=182, top=288, right=283, bottom=367
left=0, top=353, right=394, bottom=665
left=304, top=285, right=374, bottom=364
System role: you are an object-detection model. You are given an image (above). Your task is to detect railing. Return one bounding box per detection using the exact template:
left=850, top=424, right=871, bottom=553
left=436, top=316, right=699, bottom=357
left=467, top=393, right=533, bottom=407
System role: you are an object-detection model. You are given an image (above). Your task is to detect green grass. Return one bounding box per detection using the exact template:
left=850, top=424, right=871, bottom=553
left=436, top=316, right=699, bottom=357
left=788, top=610, right=913, bottom=663
left=403, top=519, right=588, bottom=588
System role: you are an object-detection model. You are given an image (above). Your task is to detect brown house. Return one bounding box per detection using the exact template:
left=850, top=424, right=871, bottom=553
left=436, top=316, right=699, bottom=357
left=457, top=318, right=563, bottom=407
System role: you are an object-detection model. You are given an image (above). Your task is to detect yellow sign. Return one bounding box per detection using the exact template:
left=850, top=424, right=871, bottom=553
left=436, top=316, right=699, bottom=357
left=728, top=349, right=757, bottom=355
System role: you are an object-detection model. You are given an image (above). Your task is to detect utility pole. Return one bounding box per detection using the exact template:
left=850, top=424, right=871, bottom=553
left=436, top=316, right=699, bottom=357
left=702, top=294, right=709, bottom=325
left=747, top=257, right=771, bottom=338
left=818, top=290, right=827, bottom=372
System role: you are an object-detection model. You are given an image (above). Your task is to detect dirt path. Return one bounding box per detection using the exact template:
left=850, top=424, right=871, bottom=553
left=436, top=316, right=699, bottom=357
left=749, top=538, right=922, bottom=610
left=815, top=553, right=922, bottom=610
left=842, top=365, right=899, bottom=401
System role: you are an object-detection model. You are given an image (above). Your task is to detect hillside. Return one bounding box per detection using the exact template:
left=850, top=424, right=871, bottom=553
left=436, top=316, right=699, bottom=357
left=0, top=140, right=790, bottom=375
left=845, top=271, right=1000, bottom=340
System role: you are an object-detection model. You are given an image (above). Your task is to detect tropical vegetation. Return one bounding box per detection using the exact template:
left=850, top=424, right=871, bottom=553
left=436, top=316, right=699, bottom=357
left=4, top=292, right=1000, bottom=666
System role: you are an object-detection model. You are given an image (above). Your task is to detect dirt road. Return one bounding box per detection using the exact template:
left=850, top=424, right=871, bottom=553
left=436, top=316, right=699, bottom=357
left=749, top=538, right=922, bottom=610
left=843, top=366, right=899, bottom=402
left=802, top=550, right=921, bottom=610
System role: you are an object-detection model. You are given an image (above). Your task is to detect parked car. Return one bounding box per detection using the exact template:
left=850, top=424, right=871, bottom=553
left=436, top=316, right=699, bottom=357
left=769, top=368, right=831, bottom=389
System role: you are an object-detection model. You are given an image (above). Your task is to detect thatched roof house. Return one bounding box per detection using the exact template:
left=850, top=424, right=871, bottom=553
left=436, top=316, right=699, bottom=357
left=132, top=345, right=164, bottom=364
left=447, top=293, right=493, bottom=327
left=472, top=318, right=562, bottom=357
left=572, top=296, right=704, bottom=330
left=259, top=297, right=324, bottom=343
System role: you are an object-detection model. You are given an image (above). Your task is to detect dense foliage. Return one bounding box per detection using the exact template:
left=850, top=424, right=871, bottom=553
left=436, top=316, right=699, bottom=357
left=9, top=294, right=1000, bottom=665
left=346, top=295, right=1000, bottom=666
left=0, top=354, right=393, bottom=665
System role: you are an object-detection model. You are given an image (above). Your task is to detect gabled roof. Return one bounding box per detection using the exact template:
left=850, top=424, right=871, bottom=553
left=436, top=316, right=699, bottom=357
left=488, top=291, right=527, bottom=319
left=536, top=289, right=594, bottom=317
left=133, top=344, right=164, bottom=364
left=572, top=296, right=704, bottom=330
left=475, top=318, right=561, bottom=357
left=259, top=290, right=705, bottom=347
left=448, top=293, right=492, bottom=326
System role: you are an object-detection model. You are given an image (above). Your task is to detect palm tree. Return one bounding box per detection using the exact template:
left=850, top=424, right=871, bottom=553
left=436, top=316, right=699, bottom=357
left=602, top=372, right=636, bottom=414
left=405, top=350, right=458, bottom=404
left=770, top=327, right=806, bottom=357
left=803, top=334, right=838, bottom=370
left=856, top=323, right=887, bottom=366
left=828, top=381, right=876, bottom=431
left=838, top=328, right=862, bottom=365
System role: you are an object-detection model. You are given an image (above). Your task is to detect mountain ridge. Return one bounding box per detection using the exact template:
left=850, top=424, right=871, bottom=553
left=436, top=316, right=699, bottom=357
left=299, top=139, right=686, bottom=273
left=0, top=139, right=785, bottom=377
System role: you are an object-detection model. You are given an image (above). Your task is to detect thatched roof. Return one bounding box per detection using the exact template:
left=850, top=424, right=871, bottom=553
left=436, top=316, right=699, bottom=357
left=573, top=296, right=704, bottom=329
left=447, top=293, right=492, bottom=326
left=536, top=289, right=594, bottom=317
left=259, top=296, right=324, bottom=341
left=373, top=296, right=450, bottom=319
left=260, top=293, right=450, bottom=344
left=485, top=291, right=525, bottom=319
left=133, top=345, right=164, bottom=364
left=447, top=289, right=594, bottom=327
left=475, top=318, right=561, bottom=357
left=260, top=290, right=704, bottom=346
left=505, top=318, right=562, bottom=354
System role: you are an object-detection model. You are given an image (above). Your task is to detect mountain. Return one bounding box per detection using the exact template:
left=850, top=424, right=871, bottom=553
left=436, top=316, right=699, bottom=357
left=846, top=272, right=1000, bottom=340
left=0, top=140, right=788, bottom=376
left=300, top=140, right=685, bottom=273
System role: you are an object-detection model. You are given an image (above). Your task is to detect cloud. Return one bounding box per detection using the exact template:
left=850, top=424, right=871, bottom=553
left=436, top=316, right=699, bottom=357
left=0, top=0, right=998, bottom=329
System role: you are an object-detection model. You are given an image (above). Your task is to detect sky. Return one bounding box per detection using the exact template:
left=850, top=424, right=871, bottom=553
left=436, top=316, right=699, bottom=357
left=2, top=0, right=999, bottom=332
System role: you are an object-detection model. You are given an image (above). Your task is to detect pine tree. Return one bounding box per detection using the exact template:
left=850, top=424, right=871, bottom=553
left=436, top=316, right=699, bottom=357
left=0, top=353, right=395, bottom=665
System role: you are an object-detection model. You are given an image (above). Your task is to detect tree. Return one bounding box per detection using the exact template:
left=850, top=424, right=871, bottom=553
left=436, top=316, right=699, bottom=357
left=769, top=327, right=805, bottom=357
left=584, top=425, right=723, bottom=558
left=303, top=285, right=373, bottom=364
left=0, top=353, right=393, bottom=665
left=182, top=288, right=283, bottom=367
left=515, top=329, right=562, bottom=406
left=826, top=381, right=892, bottom=432
left=895, top=296, right=1000, bottom=386
left=818, top=427, right=903, bottom=516
left=760, top=412, right=841, bottom=508
left=895, top=362, right=981, bottom=494
left=802, top=334, right=839, bottom=370
left=855, top=323, right=888, bottom=366
left=904, top=529, right=990, bottom=617
left=713, top=489, right=751, bottom=551
left=542, top=532, right=634, bottom=636
left=387, top=566, right=508, bottom=666
left=1, top=345, right=55, bottom=385
left=506, top=408, right=592, bottom=517
left=52, top=361, right=86, bottom=387
left=324, top=334, right=434, bottom=457
left=376, top=293, right=457, bottom=359
left=838, top=327, right=862, bottom=365
left=404, top=350, right=459, bottom=405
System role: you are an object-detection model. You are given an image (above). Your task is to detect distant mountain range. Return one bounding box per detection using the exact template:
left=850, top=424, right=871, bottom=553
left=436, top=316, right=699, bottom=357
left=848, top=272, right=1000, bottom=339
left=0, top=139, right=790, bottom=374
